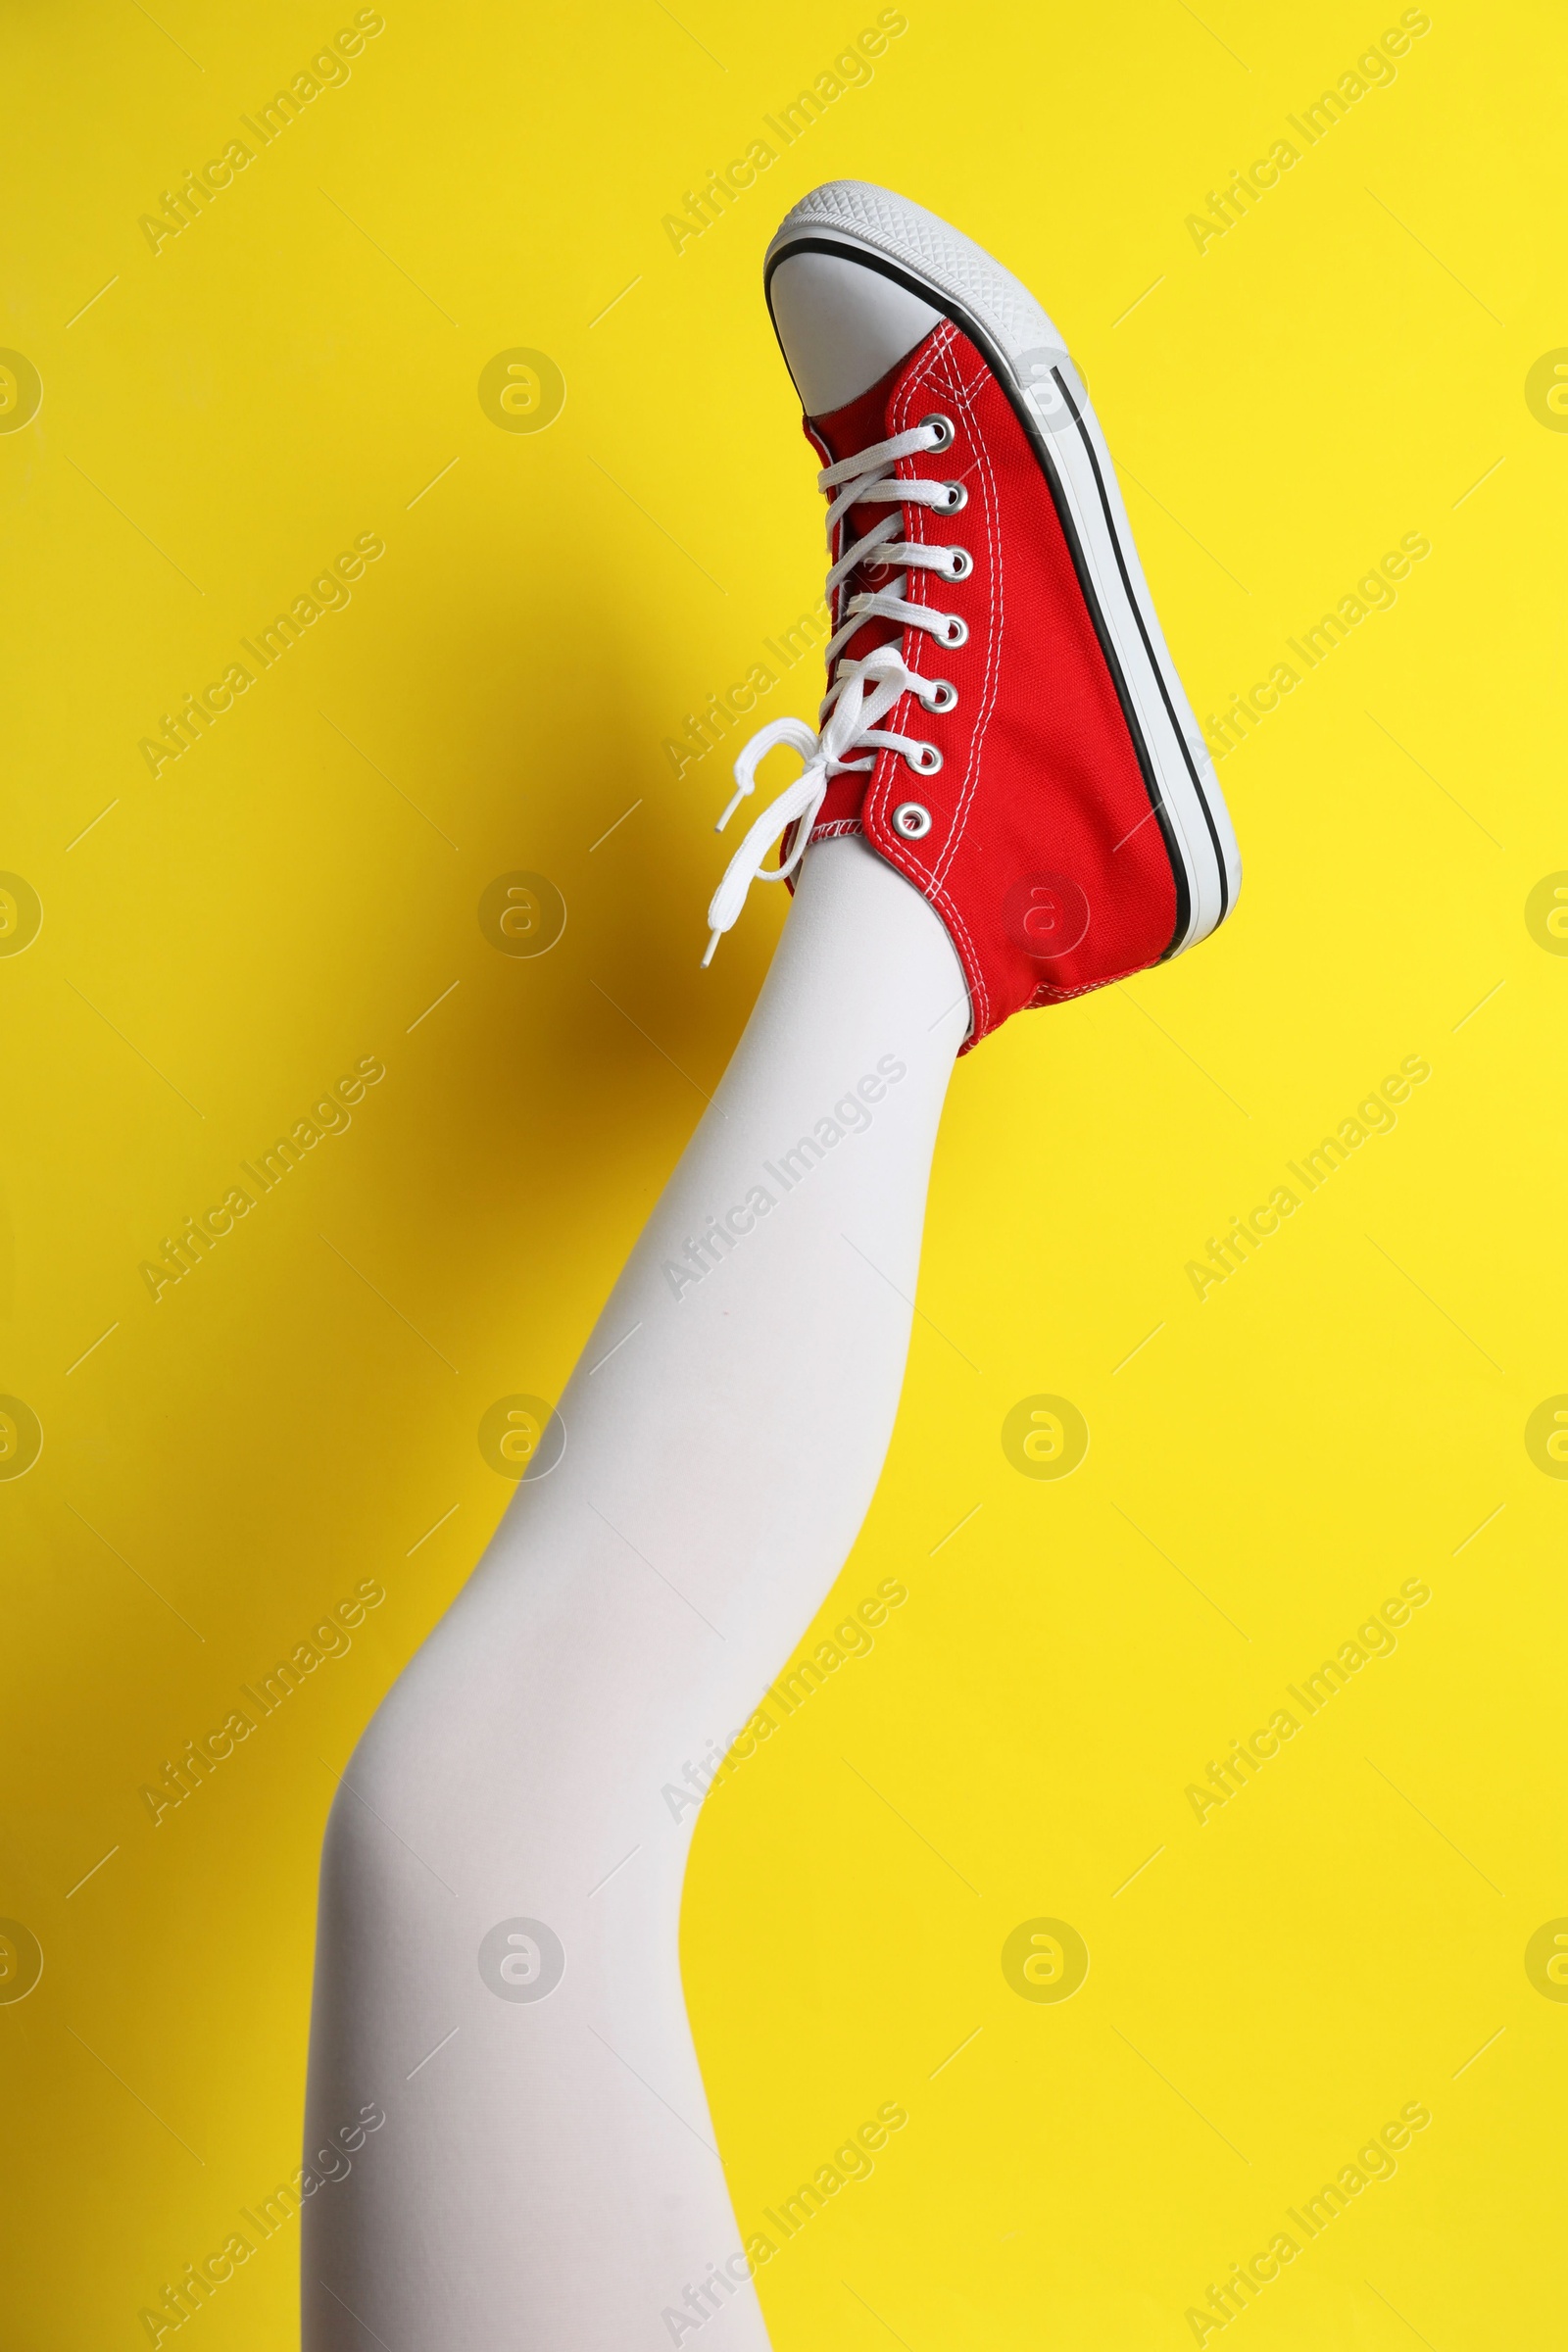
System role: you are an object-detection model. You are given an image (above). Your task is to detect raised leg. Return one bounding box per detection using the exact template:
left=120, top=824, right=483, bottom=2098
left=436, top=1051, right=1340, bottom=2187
left=302, top=837, right=968, bottom=2349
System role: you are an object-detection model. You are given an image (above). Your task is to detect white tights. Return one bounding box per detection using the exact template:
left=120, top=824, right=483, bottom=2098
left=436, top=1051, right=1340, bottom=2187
left=302, top=836, right=969, bottom=2348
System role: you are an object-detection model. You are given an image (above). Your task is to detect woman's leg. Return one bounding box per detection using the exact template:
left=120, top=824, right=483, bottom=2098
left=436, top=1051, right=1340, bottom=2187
left=301, top=835, right=969, bottom=2349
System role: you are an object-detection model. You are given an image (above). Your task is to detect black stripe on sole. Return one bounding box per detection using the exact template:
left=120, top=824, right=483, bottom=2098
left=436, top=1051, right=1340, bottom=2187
left=1050, top=367, right=1230, bottom=923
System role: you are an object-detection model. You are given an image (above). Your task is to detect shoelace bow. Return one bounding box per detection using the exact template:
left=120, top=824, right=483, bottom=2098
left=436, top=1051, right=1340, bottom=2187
left=702, top=416, right=966, bottom=965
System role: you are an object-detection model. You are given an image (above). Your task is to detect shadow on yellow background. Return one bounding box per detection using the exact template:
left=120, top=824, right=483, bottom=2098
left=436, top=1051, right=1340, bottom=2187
left=3, top=0, right=1565, bottom=2342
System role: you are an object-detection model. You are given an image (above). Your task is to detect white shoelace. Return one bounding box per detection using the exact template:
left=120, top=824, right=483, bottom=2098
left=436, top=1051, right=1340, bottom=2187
left=702, top=416, right=968, bottom=965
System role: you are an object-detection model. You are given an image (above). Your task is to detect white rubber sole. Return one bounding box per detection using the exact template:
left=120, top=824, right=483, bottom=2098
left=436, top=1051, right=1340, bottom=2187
left=764, top=181, right=1241, bottom=957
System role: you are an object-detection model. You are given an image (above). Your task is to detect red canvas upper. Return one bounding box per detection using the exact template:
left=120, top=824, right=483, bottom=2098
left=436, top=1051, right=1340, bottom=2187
left=796, top=320, right=1178, bottom=1050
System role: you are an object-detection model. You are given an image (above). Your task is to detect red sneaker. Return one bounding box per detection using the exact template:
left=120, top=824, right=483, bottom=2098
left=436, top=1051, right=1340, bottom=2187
left=704, top=181, right=1241, bottom=1050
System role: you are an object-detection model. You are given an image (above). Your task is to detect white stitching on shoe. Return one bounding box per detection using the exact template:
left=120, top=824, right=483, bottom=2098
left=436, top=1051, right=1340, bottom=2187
left=919, top=338, right=1003, bottom=901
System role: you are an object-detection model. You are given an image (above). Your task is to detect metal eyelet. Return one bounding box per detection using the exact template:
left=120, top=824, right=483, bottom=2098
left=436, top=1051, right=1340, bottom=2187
left=893, top=800, right=934, bottom=838
left=925, top=679, right=958, bottom=712
left=907, top=743, right=943, bottom=776
left=938, top=613, right=969, bottom=648
left=935, top=481, right=968, bottom=513
left=919, top=412, right=956, bottom=452
left=944, top=547, right=973, bottom=581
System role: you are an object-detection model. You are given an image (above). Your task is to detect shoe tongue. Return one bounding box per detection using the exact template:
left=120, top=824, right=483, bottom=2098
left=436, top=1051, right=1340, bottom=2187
left=805, top=345, right=930, bottom=671
left=807, top=348, right=911, bottom=465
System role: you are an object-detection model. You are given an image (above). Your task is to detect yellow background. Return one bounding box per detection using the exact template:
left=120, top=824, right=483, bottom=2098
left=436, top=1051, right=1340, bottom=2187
left=3, top=0, right=1563, bottom=2341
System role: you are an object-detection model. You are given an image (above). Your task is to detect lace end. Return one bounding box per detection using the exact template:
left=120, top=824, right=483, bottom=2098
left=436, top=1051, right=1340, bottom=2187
left=714, top=787, right=748, bottom=834
left=700, top=928, right=721, bottom=969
